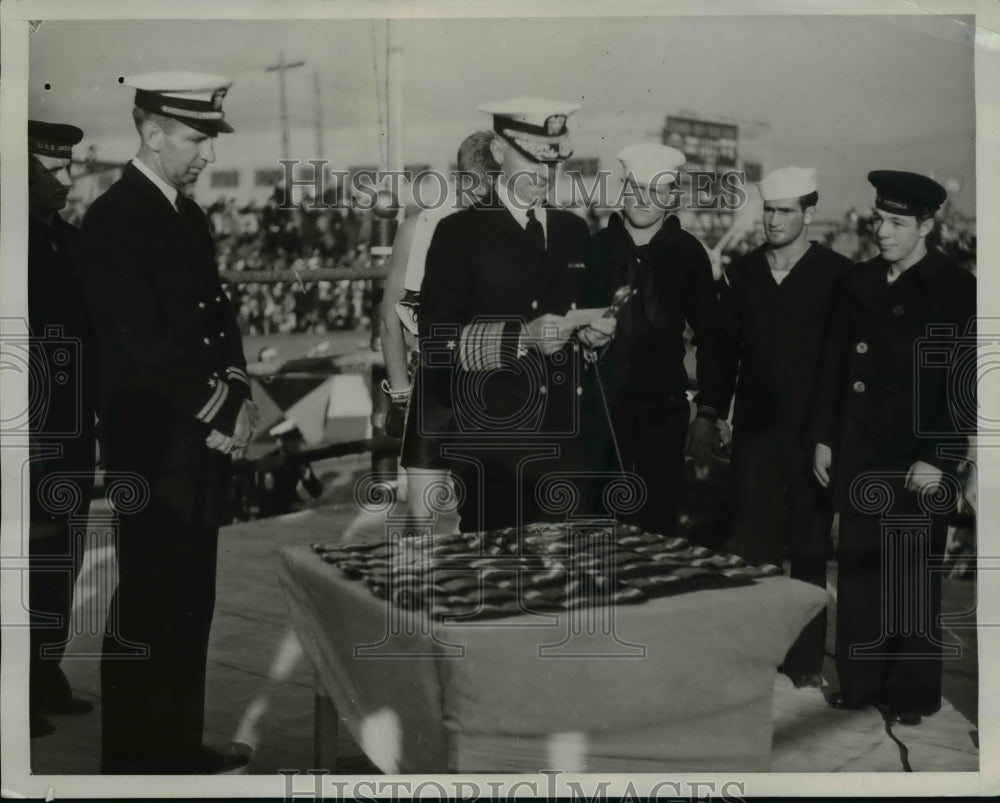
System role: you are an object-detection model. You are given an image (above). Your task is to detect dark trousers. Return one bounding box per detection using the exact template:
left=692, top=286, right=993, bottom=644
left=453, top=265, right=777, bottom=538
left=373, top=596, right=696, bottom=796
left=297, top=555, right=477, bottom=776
left=101, top=491, right=219, bottom=774
left=835, top=501, right=948, bottom=714
left=450, top=439, right=587, bottom=533
left=609, top=395, right=689, bottom=537
left=29, top=519, right=85, bottom=710
left=29, top=449, right=94, bottom=711
left=731, top=427, right=833, bottom=676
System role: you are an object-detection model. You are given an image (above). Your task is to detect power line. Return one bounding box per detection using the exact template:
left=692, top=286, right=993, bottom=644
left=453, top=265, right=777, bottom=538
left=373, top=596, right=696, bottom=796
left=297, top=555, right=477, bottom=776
left=371, top=21, right=386, bottom=169
left=314, top=71, right=324, bottom=160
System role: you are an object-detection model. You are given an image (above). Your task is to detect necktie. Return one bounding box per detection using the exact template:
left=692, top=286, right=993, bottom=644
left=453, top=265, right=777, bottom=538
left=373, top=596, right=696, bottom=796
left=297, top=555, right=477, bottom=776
left=526, top=207, right=545, bottom=252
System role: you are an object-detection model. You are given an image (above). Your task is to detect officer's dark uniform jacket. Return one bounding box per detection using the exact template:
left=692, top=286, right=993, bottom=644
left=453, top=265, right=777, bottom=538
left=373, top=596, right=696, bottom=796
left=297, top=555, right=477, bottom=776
left=418, top=193, right=591, bottom=445
left=415, top=192, right=592, bottom=529
left=807, top=248, right=976, bottom=511
left=587, top=212, right=729, bottom=414
left=28, top=214, right=98, bottom=519
left=76, top=162, right=249, bottom=526
left=723, top=242, right=854, bottom=436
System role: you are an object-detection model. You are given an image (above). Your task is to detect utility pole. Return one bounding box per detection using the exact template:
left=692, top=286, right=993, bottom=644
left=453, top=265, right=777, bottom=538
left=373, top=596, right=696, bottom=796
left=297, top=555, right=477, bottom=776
left=313, top=71, right=324, bottom=160
left=265, top=53, right=306, bottom=161
left=386, top=20, right=403, bottom=176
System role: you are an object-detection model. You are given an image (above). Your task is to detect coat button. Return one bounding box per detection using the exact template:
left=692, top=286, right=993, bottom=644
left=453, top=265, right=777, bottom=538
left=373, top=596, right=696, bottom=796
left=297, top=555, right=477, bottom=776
left=216, top=295, right=222, bottom=302
left=853, top=380, right=866, bottom=393
left=892, top=304, right=905, bottom=317
left=856, top=342, right=868, bottom=354
left=577, top=386, right=583, bottom=395
left=203, top=337, right=211, bottom=345
left=198, top=301, right=206, bottom=309
left=531, top=300, right=538, bottom=310
left=570, top=302, right=577, bottom=311
left=539, top=384, right=547, bottom=394
left=219, top=331, right=226, bottom=338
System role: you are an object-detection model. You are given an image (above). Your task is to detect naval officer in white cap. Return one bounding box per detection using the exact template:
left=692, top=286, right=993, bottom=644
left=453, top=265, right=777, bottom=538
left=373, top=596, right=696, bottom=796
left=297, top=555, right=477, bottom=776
left=719, top=166, right=853, bottom=688
left=588, top=143, right=731, bottom=540
left=77, top=72, right=255, bottom=773
left=415, top=96, right=615, bottom=532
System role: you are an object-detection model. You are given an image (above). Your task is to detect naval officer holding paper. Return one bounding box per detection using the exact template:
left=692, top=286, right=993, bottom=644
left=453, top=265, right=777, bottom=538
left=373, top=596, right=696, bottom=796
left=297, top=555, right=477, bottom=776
left=416, top=97, right=615, bottom=532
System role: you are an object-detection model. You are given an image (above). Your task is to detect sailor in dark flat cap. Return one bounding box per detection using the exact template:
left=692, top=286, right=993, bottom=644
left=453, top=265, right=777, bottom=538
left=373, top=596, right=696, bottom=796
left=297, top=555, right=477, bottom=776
left=808, top=171, right=975, bottom=725
left=416, top=97, right=615, bottom=531
left=27, top=120, right=98, bottom=739
left=76, top=72, right=254, bottom=773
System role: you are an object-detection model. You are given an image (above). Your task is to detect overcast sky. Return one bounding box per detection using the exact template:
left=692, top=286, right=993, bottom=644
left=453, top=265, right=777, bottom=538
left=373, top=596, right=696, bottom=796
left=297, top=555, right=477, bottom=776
left=28, top=13, right=976, bottom=214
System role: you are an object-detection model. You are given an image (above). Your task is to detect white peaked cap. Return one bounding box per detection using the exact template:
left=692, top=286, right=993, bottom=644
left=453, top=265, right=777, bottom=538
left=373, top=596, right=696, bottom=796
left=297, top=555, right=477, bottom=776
left=617, top=144, right=686, bottom=186
left=478, top=96, right=580, bottom=127
left=757, top=166, right=818, bottom=201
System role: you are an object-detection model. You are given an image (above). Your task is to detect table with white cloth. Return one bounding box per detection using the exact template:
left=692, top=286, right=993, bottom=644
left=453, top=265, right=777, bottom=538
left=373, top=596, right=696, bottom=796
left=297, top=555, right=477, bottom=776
left=278, top=535, right=827, bottom=773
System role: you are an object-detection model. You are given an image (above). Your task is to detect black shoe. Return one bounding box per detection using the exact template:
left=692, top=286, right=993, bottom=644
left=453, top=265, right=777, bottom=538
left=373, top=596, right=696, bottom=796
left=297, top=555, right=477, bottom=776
left=827, top=691, right=873, bottom=711
left=887, top=711, right=923, bottom=726
left=792, top=673, right=826, bottom=689
left=34, top=694, right=94, bottom=716
left=30, top=716, right=56, bottom=739
left=194, top=744, right=252, bottom=774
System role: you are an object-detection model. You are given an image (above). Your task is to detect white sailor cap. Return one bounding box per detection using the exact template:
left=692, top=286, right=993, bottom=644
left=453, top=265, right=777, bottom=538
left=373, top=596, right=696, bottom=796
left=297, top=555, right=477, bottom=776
left=757, top=166, right=817, bottom=202
left=479, top=96, right=580, bottom=164
left=123, top=71, right=234, bottom=135
left=617, top=143, right=687, bottom=186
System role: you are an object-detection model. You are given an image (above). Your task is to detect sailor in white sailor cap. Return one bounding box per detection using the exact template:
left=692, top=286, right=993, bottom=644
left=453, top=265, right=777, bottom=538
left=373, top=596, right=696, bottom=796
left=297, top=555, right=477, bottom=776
left=587, top=143, right=731, bottom=540
left=76, top=71, right=255, bottom=774
left=719, top=165, right=853, bottom=689
left=414, top=96, right=615, bottom=532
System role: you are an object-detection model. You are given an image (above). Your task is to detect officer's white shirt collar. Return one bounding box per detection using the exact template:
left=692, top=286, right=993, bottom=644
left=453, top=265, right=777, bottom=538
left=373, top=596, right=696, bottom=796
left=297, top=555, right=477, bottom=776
left=131, top=157, right=179, bottom=210
left=497, top=179, right=547, bottom=244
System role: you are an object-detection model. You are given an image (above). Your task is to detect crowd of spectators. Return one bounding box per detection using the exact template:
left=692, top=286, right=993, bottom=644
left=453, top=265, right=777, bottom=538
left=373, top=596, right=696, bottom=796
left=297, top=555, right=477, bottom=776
left=73, top=174, right=979, bottom=337
left=209, top=188, right=378, bottom=334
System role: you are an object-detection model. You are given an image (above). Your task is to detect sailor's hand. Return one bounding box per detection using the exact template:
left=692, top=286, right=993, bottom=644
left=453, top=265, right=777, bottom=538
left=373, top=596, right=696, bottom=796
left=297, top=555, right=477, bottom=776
left=905, top=460, right=944, bottom=495
left=813, top=443, right=833, bottom=488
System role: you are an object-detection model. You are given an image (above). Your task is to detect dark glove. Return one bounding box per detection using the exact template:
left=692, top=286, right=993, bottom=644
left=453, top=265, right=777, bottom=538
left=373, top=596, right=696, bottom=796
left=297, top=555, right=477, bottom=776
left=384, top=399, right=408, bottom=439
left=684, top=414, right=719, bottom=467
